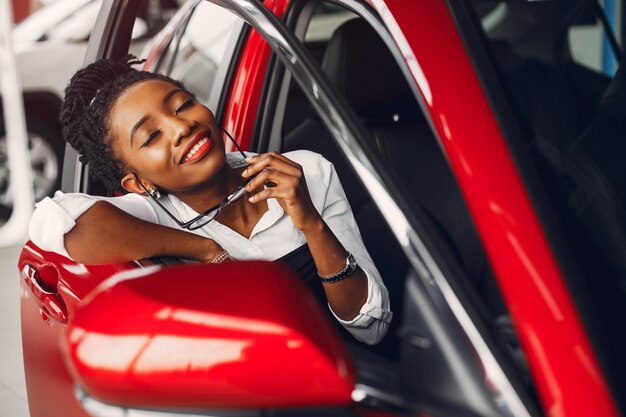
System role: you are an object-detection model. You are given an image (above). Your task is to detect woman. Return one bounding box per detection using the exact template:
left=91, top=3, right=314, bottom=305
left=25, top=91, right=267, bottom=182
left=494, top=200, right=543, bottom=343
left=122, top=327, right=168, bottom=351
left=29, top=56, right=391, bottom=345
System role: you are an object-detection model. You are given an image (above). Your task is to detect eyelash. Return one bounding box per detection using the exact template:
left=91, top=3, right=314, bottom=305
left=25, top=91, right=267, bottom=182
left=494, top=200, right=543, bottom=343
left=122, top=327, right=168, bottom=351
left=141, top=130, right=160, bottom=148
left=175, top=99, right=193, bottom=114
left=140, top=98, right=194, bottom=148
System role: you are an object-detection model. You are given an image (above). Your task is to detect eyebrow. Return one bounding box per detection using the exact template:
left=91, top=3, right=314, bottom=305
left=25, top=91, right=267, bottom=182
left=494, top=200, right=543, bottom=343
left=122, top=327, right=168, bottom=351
left=129, top=88, right=184, bottom=147
left=163, top=88, right=183, bottom=104
left=130, top=115, right=149, bottom=148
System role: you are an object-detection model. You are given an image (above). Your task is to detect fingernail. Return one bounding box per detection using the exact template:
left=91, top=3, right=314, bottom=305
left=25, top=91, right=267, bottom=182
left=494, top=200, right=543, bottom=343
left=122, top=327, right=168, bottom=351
left=248, top=196, right=255, bottom=203
left=241, top=168, right=248, bottom=177
left=245, top=156, right=254, bottom=162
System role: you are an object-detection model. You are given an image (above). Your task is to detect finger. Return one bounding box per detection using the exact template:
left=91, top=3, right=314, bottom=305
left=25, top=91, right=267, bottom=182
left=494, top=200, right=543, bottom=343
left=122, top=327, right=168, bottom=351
left=248, top=184, right=297, bottom=204
left=261, top=151, right=302, bottom=168
left=245, top=167, right=298, bottom=193
left=243, top=153, right=301, bottom=178
left=245, top=151, right=299, bottom=167
left=242, top=152, right=302, bottom=178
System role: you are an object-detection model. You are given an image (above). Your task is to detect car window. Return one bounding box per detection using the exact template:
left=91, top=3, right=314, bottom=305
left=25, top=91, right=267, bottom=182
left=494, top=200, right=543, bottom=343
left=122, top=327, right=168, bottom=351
left=250, top=1, right=536, bottom=415
left=153, top=1, right=241, bottom=107
left=568, top=0, right=621, bottom=75
left=461, top=0, right=626, bottom=406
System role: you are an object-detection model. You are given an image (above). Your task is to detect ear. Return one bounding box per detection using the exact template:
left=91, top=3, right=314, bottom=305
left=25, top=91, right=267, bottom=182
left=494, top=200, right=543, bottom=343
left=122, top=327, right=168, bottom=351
left=121, top=173, right=150, bottom=196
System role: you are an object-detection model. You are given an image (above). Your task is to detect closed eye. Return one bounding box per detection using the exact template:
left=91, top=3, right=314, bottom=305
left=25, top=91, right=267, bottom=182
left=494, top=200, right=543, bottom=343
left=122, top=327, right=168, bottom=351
left=175, top=99, right=193, bottom=115
left=141, top=130, right=160, bottom=148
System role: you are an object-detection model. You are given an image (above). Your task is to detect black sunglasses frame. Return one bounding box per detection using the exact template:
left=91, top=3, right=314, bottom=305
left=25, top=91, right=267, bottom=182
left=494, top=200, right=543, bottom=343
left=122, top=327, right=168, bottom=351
left=134, top=128, right=253, bottom=230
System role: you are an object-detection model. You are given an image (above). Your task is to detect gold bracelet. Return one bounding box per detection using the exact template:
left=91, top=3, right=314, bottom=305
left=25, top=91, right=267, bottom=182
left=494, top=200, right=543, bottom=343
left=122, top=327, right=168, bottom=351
left=211, top=249, right=230, bottom=264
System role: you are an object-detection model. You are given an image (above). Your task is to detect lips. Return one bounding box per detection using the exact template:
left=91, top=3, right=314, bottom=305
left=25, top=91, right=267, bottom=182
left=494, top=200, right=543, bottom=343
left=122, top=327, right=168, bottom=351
left=180, top=129, right=213, bottom=164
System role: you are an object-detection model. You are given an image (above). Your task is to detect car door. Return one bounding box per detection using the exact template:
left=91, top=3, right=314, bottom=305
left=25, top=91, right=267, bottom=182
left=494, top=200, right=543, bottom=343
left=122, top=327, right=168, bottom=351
left=211, top=0, right=619, bottom=416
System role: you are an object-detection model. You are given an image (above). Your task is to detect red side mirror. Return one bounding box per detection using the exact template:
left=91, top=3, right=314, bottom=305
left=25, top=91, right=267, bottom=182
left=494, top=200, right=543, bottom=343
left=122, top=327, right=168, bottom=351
left=64, top=261, right=355, bottom=412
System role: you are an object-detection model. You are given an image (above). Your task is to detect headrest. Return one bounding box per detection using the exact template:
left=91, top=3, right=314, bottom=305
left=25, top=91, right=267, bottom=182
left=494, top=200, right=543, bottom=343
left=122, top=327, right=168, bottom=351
left=321, top=18, right=414, bottom=120
left=599, top=57, right=626, bottom=119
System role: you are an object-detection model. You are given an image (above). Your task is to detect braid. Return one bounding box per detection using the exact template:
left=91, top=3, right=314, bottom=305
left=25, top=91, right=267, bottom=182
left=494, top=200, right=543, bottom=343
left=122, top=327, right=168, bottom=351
left=60, top=55, right=186, bottom=193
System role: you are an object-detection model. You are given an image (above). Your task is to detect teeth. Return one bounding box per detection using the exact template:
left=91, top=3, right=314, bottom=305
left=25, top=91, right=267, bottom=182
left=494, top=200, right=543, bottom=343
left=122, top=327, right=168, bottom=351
left=183, top=137, right=209, bottom=162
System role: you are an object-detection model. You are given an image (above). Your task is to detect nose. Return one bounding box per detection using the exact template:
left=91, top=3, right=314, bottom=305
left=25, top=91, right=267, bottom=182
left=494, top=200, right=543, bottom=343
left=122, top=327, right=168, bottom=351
left=171, top=116, right=198, bottom=147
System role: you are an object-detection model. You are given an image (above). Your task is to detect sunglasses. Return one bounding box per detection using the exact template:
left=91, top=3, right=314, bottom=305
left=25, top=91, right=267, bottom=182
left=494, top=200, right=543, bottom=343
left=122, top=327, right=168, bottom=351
left=135, top=128, right=253, bottom=230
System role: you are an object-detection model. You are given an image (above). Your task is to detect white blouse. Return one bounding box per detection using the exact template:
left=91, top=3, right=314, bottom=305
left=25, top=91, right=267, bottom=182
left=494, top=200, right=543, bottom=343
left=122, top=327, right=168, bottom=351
left=29, top=150, right=392, bottom=345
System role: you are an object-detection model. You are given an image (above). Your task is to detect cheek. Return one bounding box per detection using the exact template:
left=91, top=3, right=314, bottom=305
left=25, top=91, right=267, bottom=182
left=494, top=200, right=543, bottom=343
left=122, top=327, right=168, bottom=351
left=198, top=106, right=217, bottom=125
left=133, top=147, right=174, bottom=176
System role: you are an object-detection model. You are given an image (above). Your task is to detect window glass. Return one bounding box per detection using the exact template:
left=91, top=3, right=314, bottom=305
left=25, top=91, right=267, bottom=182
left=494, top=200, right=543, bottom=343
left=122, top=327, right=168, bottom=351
left=568, top=0, right=622, bottom=75
left=304, top=5, right=357, bottom=42
left=464, top=0, right=626, bottom=403
left=155, top=1, right=241, bottom=106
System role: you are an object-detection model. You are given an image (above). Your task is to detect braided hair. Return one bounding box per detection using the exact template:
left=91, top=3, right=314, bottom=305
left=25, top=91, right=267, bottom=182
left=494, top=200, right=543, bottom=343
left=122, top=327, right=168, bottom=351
left=60, top=55, right=187, bottom=193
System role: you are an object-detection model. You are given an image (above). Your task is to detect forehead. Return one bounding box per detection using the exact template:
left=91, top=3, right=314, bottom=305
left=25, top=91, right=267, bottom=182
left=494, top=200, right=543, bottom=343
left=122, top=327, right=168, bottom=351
left=109, top=79, right=180, bottom=137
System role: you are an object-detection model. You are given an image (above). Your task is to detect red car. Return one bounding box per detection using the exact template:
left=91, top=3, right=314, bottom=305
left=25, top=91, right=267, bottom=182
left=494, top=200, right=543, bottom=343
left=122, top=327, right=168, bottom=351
left=18, top=0, right=626, bottom=416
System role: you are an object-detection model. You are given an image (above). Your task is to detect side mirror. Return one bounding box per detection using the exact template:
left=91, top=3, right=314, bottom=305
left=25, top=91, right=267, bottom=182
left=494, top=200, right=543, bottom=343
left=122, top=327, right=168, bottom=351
left=65, top=261, right=355, bottom=414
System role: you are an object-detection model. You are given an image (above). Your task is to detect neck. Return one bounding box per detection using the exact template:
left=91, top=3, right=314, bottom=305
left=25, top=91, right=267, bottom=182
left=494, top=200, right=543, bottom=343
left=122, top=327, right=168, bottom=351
left=174, top=165, right=244, bottom=213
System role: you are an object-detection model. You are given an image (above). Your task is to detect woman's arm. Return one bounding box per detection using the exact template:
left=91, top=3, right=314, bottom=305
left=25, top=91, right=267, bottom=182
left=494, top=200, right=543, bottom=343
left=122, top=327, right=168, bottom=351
left=242, top=152, right=368, bottom=320
left=65, top=201, right=223, bottom=264
left=29, top=194, right=223, bottom=264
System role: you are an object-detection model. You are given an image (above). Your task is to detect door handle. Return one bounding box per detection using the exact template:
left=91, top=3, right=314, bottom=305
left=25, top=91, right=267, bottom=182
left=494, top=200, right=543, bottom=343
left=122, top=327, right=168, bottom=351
left=22, top=264, right=68, bottom=324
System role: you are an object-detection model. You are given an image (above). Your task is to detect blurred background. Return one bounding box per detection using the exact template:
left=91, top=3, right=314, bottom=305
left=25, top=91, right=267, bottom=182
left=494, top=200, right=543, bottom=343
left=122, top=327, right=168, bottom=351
left=1, top=0, right=180, bottom=231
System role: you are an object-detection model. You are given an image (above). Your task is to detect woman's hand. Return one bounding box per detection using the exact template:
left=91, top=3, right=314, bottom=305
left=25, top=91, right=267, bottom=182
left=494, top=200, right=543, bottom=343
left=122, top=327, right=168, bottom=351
left=241, top=152, right=322, bottom=232
left=242, top=152, right=368, bottom=321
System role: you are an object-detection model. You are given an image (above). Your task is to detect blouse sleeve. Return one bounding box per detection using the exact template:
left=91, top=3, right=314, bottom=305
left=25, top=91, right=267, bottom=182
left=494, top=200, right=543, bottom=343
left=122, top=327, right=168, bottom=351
left=28, top=191, right=158, bottom=259
left=295, top=150, right=393, bottom=345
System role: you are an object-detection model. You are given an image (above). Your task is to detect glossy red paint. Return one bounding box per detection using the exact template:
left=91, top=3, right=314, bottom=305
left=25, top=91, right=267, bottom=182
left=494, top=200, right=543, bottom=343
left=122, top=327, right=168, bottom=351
left=220, top=0, right=290, bottom=151
left=18, top=242, right=137, bottom=319
left=11, top=0, right=28, bottom=23
left=372, top=0, right=619, bottom=416
left=65, top=262, right=355, bottom=409
left=19, top=242, right=138, bottom=417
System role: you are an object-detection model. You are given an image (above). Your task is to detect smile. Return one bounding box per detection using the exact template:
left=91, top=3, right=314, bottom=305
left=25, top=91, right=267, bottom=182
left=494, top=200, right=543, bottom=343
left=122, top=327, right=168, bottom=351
left=180, top=131, right=213, bottom=164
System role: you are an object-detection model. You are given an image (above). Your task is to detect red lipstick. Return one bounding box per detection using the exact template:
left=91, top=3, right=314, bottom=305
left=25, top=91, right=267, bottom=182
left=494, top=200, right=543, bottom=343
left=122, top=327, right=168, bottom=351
left=180, top=129, right=213, bottom=164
